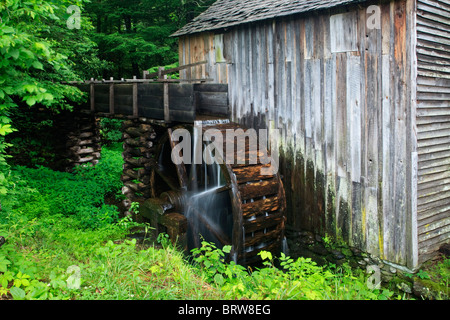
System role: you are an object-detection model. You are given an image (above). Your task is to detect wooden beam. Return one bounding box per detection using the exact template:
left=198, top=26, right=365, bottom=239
left=145, top=61, right=207, bottom=79
left=168, top=127, right=188, bottom=190
left=164, top=82, right=170, bottom=122
left=109, top=79, right=115, bottom=115
left=90, top=80, right=95, bottom=112
left=133, top=80, right=138, bottom=118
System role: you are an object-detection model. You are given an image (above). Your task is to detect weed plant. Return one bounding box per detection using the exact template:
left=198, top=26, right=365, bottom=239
left=191, top=241, right=398, bottom=300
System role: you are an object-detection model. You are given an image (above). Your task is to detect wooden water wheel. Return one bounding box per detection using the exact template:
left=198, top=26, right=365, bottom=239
left=140, top=122, right=286, bottom=265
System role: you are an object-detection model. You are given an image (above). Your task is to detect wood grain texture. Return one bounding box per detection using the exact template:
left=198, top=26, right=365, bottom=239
left=175, top=0, right=441, bottom=269
left=416, top=0, right=450, bottom=265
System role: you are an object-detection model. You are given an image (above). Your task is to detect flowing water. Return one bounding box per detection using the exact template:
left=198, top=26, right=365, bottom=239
left=184, top=124, right=233, bottom=252
left=183, top=119, right=285, bottom=264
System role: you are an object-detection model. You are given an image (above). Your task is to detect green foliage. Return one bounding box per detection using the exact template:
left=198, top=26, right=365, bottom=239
left=6, top=108, right=62, bottom=168
left=0, top=0, right=87, bottom=110
left=438, top=258, right=450, bottom=288
left=76, top=239, right=221, bottom=300
left=0, top=0, right=111, bottom=178
left=1, top=144, right=123, bottom=228
left=85, top=0, right=216, bottom=78
left=406, top=257, right=450, bottom=299
left=191, top=241, right=398, bottom=300
left=148, top=62, right=180, bottom=79
left=0, top=145, right=130, bottom=299
left=99, top=118, right=124, bottom=145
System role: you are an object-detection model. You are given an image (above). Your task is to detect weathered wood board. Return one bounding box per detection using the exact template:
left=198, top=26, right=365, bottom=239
left=415, top=0, right=450, bottom=265
left=174, top=0, right=450, bottom=269
left=75, top=82, right=229, bottom=123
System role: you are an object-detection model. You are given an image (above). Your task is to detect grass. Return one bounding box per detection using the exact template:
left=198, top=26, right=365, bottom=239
left=0, top=143, right=223, bottom=300
left=0, top=143, right=421, bottom=300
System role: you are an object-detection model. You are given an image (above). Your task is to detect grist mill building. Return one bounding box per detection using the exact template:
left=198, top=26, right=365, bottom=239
left=172, top=0, right=450, bottom=270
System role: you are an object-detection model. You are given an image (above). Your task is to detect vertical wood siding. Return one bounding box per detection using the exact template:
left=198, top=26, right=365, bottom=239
left=179, top=0, right=420, bottom=268
left=416, top=0, right=450, bottom=265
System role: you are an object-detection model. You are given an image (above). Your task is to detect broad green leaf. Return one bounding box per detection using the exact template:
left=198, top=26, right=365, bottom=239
left=259, top=251, right=273, bottom=261
left=214, top=274, right=225, bottom=286
left=32, top=60, right=44, bottom=70
left=9, top=49, right=19, bottom=60
left=23, top=84, right=37, bottom=93
left=0, top=256, right=11, bottom=273
left=222, top=245, right=232, bottom=253
left=20, top=278, right=30, bottom=287
left=0, top=124, right=13, bottom=136
left=43, top=93, right=53, bottom=102
left=1, top=26, right=15, bottom=34
left=10, top=287, right=26, bottom=300
left=25, top=96, right=36, bottom=106
left=66, top=265, right=81, bottom=290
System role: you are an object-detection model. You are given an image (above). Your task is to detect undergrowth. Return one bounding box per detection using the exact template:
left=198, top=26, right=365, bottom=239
left=0, top=144, right=222, bottom=300
left=191, top=241, right=398, bottom=300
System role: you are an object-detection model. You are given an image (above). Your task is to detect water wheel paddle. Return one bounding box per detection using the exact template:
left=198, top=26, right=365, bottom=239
left=140, top=122, right=286, bottom=265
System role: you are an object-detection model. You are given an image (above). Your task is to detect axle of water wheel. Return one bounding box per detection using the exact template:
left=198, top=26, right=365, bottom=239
left=139, top=191, right=188, bottom=249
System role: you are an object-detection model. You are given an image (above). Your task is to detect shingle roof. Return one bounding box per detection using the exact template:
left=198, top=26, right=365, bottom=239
left=172, top=0, right=365, bottom=37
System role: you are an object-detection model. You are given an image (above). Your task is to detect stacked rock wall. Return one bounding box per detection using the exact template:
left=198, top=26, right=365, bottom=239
left=65, top=112, right=101, bottom=170
left=120, top=119, right=158, bottom=218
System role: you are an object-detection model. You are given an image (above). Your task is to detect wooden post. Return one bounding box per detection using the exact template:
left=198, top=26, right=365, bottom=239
left=168, top=128, right=188, bottom=190
left=133, top=76, right=138, bottom=118
left=164, top=82, right=170, bottom=123
left=159, top=67, right=170, bottom=123
left=109, top=77, right=115, bottom=115
left=90, top=78, right=95, bottom=112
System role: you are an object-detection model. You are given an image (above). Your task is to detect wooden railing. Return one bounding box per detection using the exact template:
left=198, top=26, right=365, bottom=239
left=66, top=61, right=228, bottom=123
left=66, top=69, right=228, bottom=123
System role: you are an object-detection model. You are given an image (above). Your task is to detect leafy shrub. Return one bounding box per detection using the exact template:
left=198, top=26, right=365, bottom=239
left=99, top=118, right=123, bottom=145
left=191, top=241, right=396, bottom=300
left=1, top=144, right=123, bottom=228
left=77, top=204, right=119, bottom=230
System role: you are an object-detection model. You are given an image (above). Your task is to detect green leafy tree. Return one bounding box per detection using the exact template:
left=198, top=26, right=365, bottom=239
left=85, top=0, right=216, bottom=79
left=0, top=0, right=107, bottom=186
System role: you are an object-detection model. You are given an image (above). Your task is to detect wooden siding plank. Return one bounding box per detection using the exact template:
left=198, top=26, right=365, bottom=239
left=173, top=0, right=448, bottom=268
left=418, top=0, right=450, bottom=14
left=347, top=54, right=361, bottom=183
left=390, top=0, right=408, bottom=264
left=330, top=11, right=358, bottom=53
left=335, top=52, right=351, bottom=241
left=418, top=0, right=450, bottom=18
left=382, top=50, right=394, bottom=262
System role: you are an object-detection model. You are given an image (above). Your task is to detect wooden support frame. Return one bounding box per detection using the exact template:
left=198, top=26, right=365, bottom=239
left=69, top=74, right=227, bottom=123
left=159, top=212, right=188, bottom=250
left=90, top=79, right=95, bottom=112
left=133, top=81, right=138, bottom=118
left=139, top=200, right=188, bottom=250
left=109, top=78, right=115, bottom=115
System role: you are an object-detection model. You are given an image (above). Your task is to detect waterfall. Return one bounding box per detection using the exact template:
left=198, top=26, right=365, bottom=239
left=184, top=126, right=232, bottom=252
left=282, top=237, right=290, bottom=256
